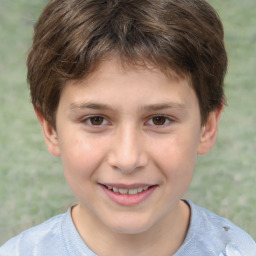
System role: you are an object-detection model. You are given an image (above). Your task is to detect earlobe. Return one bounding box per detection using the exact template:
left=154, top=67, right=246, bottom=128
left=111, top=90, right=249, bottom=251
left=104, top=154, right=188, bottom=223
left=34, top=108, right=61, bottom=157
left=197, top=105, right=224, bottom=155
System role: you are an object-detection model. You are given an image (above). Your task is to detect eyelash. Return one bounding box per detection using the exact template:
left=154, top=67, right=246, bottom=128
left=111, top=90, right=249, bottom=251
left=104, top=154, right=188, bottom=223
left=82, top=116, right=109, bottom=126
left=146, top=115, right=174, bottom=127
left=82, top=115, right=174, bottom=128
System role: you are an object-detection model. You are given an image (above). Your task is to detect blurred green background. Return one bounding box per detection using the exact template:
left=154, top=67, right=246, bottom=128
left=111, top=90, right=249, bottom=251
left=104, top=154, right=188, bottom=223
left=0, top=0, right=255, bottom=244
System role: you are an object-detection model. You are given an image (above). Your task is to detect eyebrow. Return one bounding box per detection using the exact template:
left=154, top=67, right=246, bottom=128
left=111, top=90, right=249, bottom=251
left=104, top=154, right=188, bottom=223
left=70, top=102, right=114, bottom=111
left=141, top=103, right=187, bottom=111
left=70, top=102, right=186, bottom=112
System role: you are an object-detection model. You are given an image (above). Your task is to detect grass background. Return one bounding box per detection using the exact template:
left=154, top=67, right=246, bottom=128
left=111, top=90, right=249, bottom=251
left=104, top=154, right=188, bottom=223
left=0, top=0, right=255, bottom=245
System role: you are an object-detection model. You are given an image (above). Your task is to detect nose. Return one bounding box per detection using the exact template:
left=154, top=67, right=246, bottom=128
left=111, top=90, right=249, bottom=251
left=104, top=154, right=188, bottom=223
left=107, top=125, right=148, bottom=174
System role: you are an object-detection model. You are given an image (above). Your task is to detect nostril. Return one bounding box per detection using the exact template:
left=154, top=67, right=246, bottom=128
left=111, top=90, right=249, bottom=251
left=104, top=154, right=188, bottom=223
left=107, top=153, right=143, bottom=173
left=107, top=136, right=149, bottom=173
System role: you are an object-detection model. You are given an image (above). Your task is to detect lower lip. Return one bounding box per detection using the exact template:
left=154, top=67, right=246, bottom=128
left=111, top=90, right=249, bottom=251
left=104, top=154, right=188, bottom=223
left=100, top=185, right=157, bottom=206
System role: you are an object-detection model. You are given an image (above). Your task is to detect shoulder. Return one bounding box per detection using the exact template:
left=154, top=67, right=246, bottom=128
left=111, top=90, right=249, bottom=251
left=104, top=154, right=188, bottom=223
left=0, top=212, right=67, bottom=256
left=175, top=200, right=256, bottom=256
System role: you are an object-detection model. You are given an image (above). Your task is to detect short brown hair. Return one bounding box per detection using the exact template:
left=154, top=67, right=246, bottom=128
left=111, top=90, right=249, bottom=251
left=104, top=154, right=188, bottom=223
left=27, top=0, right=227, bottom=127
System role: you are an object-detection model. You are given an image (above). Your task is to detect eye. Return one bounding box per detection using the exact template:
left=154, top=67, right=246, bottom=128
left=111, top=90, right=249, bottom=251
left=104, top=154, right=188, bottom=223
left=152, top=116, right=167, bottom=125
left=147, top=115, right=172, bottom=126
left=83, top=116, right=108, bottom=126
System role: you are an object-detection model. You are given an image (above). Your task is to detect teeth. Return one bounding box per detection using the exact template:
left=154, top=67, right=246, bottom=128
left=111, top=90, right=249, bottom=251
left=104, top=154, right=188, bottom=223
left=137, top=187, right=143, bottom=193
left=128, top=188, right=138, bottom=195
left=119, top=188, right=128, bottom=194
left=106, top=185, right=150, bottom=195
left=113, top=187, right=119, bottom=193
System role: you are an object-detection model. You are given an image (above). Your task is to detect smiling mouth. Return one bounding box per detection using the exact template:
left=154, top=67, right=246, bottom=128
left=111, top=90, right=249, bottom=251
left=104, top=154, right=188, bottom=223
left=105, top=185, right=151, bottom=195
left=100, top=184, right=157, bottom=206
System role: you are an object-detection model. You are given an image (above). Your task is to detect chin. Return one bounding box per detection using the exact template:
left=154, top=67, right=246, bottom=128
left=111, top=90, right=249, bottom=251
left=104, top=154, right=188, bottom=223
left=104, top=214, right=155, bottom=235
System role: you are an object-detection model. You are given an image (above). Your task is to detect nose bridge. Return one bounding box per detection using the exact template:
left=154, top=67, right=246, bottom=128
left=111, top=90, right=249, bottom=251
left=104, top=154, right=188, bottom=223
left=108, top=123, right=147, bottom=173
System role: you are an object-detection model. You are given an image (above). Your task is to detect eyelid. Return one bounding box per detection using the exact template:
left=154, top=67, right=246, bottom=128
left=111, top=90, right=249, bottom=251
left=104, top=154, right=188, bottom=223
left=80, top=114, right=175, bottom=128
left=81, top=115, right=110, bottom=126
left=145, top=115, right=174, bottom=127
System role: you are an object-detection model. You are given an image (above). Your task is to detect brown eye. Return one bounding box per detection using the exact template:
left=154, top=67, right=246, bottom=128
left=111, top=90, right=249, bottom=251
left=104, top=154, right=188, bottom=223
left=89, top=116, right=104, bottom=125
left=152, top=116, right=167, bottom=125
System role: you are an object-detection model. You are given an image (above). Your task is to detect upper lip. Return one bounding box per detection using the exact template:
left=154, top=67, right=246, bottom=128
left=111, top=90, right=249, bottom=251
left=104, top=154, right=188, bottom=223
left=99, top=183, right=156, bottom=189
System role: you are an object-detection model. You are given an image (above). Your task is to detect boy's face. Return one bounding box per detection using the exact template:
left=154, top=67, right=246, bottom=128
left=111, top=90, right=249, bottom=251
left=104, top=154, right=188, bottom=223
left=39, top=58, right=221, bottom=235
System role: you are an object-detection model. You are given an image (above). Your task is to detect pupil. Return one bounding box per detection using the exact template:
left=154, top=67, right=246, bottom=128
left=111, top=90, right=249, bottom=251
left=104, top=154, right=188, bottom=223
left=153, top=116, right=166, bottom=125
left=91, top=116, right=103, bottom=125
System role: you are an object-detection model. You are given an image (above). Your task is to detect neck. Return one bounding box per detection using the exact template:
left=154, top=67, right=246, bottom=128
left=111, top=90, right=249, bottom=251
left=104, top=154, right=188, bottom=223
left=71, top=200, right=190, bottom=256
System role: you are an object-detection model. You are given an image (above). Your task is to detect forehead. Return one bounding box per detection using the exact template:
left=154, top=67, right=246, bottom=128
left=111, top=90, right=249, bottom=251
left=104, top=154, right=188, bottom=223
left=58, top=58, right=199, bottom=115
left=69, top=57, right=191, bottom=92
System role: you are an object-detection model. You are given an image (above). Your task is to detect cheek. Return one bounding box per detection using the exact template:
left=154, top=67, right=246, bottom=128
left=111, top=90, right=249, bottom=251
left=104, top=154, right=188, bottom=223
left=59, top=133, right=108, bottom=179
left=59, top=134, right=109, bottom=202
left=151, top=134, right=198, bottom=179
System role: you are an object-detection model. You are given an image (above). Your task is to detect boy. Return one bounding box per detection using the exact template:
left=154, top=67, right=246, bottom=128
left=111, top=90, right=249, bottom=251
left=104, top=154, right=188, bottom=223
left=1, top=0, right=255, bottom=255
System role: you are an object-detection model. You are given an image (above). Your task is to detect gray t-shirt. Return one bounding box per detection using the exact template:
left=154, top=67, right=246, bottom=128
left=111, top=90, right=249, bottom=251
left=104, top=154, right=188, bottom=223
left=1, top=200, right=255, bottom=256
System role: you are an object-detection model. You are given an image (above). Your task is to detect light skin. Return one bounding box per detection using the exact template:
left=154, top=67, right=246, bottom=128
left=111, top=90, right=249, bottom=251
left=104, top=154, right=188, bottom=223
left=36, top=58, right=223, bottom=256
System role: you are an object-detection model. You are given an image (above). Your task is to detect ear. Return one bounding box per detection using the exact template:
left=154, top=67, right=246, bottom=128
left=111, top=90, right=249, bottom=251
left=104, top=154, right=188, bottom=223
left=197, top=105, right=224, bottom=155
left=35, top=108, right=61, bottom=157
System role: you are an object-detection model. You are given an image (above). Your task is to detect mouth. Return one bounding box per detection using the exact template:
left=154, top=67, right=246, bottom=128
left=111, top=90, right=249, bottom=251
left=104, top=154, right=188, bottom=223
left=104, top=185, right=151, bottom=195
left=99, top=183, right=157, bottom=206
